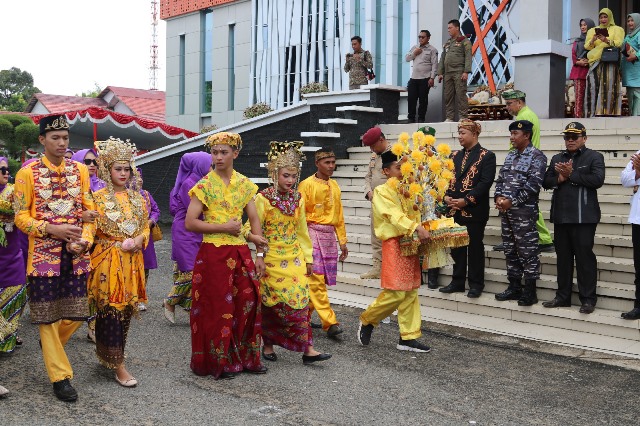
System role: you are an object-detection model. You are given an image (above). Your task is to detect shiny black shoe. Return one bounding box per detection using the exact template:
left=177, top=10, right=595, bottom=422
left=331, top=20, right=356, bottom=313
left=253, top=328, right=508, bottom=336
left=492, top=243, right=505, bottom=252
left=219, top=372, right=238, bottom=380
left=310, top=321, right=322, bottom=329
left=542, top=298, right=571, bottom=308
left=262, top=349, right=277, bottom=362
left=579, top=304, right=595, bottom=314
left=621, top=307, right=640, bottom=320
left=495, top=288, right=521, bottom=301
left=52, top=379, right=77, bottom=402
left=439, top=284, right=465, bottom=294
left=302, top=353, right=332, bottom=365
left=327, top=324, right=344, bottom=338
left=244, top=365, right=268, bottom=374
left=466, top=289, right=482, bottom=298
left=357, top=321, right=374, bottom=346
left=539, top=243, right=555, bottom=253
left=517, top=295, right=538, bottom=306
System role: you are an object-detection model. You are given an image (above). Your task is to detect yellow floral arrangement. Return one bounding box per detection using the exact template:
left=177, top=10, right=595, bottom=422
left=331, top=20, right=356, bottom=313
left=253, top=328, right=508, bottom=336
left=390, top=131, right=468, bottom=264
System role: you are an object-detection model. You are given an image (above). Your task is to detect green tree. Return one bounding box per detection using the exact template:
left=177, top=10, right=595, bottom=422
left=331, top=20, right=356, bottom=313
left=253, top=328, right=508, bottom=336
left=0, top=67, right=41, bottom=112
left=0, top=114, right=39, bottom=158
left=77, top=82, right=102, bottom=98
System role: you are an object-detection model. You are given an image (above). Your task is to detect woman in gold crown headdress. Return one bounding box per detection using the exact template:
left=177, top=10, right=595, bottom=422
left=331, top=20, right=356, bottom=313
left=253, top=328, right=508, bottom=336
left=88, top=137, right=149, bottom=387
left=246, top=141, right=332, bottom=365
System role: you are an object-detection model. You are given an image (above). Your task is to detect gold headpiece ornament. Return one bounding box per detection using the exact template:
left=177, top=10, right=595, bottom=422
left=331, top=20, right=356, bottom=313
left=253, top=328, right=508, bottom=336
left=314, top=149, right=335, bottom=162
left=95, top=137, right=141, bottom=192
left=266, top=141, right=305, bottom=184
left=205, top=132, right=243, bottom=151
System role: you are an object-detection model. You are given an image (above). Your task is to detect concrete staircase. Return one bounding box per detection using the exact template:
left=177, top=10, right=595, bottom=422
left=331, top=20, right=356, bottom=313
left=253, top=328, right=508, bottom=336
left=329, top=116, right=640, bottom=358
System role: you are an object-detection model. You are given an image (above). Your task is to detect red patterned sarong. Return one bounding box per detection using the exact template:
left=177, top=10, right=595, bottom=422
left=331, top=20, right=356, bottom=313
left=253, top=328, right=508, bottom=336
left=308, top=223, right=338, bottom=286
left=190, top=243, right=263, bottom=379
left=262, top=303, right=312, bottom=352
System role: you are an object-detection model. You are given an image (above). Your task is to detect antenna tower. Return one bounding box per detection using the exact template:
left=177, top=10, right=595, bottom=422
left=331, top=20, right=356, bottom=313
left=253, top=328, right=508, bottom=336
left=149, top=0, right=159, bottom=90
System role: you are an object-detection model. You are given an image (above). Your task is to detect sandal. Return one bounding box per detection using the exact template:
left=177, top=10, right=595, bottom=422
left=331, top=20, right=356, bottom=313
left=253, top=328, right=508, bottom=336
left=163, top=300, right=175, bottom=324
left=115, top=374, right=138, bottom=387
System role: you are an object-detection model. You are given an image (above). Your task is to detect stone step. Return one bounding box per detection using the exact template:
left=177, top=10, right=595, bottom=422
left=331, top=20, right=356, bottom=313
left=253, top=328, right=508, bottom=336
left=336, top=106, right=383, bottom=113
left=319, top=118, right=358, bottom=125
left=327, top=287, right=640, bottom=359
left=334, top=272, right=640, bottom=341
left=300, top=131, right=341, bottom=138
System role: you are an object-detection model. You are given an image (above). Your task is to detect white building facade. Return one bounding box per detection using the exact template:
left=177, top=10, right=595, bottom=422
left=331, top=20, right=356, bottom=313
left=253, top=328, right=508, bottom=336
left=164, top=0, right=613, bottom=132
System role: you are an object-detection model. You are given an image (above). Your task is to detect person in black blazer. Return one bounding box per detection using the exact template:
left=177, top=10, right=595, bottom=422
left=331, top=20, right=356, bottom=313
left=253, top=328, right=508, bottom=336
left=440, top=119, right=497, bottom=297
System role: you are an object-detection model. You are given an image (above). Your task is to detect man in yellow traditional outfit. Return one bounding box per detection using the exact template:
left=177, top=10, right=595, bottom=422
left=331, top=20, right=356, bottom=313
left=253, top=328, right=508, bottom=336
left=298, top=147, right=348, bottom=338
left=357, top=150, right=432, bottom=352
left=13, top=115, right=96, bottom=402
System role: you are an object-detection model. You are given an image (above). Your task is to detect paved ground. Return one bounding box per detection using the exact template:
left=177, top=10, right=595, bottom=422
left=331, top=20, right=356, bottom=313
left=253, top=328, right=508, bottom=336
left=2, top=233, right=640, bottom=425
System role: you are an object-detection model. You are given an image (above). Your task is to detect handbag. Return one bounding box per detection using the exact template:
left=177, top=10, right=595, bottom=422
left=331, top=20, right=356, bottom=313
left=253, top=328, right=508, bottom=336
left=600, top=47, right=620, bottom=62
left=151, top=224, right=163, bottom=242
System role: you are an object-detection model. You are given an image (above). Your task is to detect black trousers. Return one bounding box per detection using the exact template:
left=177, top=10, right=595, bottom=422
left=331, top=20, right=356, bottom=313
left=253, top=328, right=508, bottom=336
left=633, top=224, right=640, bottom=307
left=407, top=78, right=430, bottom=121
left=554, top=223, right=598, bottom=305
left=450, top=220, right=487, bottom=291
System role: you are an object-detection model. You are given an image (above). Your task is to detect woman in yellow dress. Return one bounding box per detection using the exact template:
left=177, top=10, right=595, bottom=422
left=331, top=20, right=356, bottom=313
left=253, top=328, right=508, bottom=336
left=88, top=137, right=149, bottom=387
left=584, top=7, right=625, bottom=116
left=248, top=141, right=331, bottom=364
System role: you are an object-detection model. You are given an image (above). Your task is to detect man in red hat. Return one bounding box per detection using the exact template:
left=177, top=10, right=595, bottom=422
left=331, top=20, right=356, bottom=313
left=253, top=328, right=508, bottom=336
left=361, top=127, right=390, bottom=279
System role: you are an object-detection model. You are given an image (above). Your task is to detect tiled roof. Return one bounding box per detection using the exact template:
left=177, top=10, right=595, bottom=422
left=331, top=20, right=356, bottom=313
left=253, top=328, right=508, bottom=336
left=25, top=86, right=166, bottom=122
left=25, top=93, right=107, bottom=113
left=102, top=86, right=165, bottom=122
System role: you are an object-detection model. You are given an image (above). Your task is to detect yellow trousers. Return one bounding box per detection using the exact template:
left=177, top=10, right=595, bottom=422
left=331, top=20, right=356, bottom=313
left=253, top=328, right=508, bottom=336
left=360, top=289, right=422, bottom=340
left=308, top=273, right=339, bottom=331
left=39, top=320, right=83, bottom=382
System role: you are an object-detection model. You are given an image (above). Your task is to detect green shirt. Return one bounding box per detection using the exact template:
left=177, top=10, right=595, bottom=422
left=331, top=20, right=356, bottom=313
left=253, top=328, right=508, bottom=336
left=515, top=106, right=540, bottom=149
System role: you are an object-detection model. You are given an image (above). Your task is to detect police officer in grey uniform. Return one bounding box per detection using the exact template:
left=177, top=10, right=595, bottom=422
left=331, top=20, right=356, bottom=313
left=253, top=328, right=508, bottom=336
left=494, top=120, right=547, bottom=306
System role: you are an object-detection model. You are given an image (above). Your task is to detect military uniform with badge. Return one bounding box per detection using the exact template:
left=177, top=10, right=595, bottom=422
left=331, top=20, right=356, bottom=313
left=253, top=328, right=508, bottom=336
left=437, top=28, right=472, bottom=121
left=494, top=120, right=547, bottom=306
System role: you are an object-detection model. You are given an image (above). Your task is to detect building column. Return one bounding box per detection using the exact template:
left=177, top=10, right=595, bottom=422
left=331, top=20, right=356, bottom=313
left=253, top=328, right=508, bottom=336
left=385, top=0, right=399, bottom=85
left=511, top=0, right=569, bottom=119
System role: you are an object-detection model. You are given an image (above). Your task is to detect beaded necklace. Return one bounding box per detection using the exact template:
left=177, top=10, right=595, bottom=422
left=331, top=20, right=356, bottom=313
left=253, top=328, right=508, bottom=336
left=261, top=187, right=300, bottom=216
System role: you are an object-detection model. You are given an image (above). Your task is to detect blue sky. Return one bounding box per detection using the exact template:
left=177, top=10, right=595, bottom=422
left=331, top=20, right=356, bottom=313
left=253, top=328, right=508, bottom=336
left=0, top=0, right=166, bottom=95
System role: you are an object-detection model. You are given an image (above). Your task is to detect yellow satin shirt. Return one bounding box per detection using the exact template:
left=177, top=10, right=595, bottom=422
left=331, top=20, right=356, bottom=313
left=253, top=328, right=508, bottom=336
left=372, top=180, right=421, bottom=241
left=298, top=174, right=347, bottom=245
left=189, top=170, right=258, bottom=246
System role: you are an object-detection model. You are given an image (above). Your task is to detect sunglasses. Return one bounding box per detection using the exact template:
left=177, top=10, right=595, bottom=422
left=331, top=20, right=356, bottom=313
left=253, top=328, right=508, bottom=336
left=563, top=134, right=582, bottom=141
left=84, top=159, right=98, bottom=166
left=0, top=167, right=9, bottom=175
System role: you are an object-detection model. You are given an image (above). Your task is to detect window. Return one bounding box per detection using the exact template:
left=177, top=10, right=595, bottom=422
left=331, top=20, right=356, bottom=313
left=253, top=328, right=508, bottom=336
left=229, top=24, right=235, bottom=111
left=179, top=34, right=185, bottom=115
left=202, top=10, right=213, bottom=113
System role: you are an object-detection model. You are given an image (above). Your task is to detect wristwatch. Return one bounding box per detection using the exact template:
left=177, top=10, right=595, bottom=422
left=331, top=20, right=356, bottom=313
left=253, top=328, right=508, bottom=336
left=256, top=252, right=265, bottom=258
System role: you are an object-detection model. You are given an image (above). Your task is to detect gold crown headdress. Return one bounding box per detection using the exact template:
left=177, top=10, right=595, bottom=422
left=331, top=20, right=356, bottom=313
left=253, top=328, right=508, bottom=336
left=205, top=132, right=243, bottom=151
left=95, top=137, right=140, bottom=192
left=266, top=141, right=305, bottom=184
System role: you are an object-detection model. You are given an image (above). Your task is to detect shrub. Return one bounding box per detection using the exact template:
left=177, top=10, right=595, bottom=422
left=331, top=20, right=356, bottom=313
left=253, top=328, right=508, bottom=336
left=243, top=102, right=273, bottom=120
left=14, top=122, right=39, bottom=151
left=200, top=124, right=218, bottom=134
left=300, top=82, right=329, bottom=95
left=8, top=158, right=21, bottom=176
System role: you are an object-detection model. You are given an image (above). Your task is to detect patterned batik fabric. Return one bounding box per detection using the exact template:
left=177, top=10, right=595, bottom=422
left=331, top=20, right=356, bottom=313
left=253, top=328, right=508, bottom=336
left=166, top=263, right=192, bottom=310
left=190, top=243, right=263, bottom=379
left=0, top=284, right=27, bottom=353
left=308, top=223, right=338, bottom=286
left=95, top=305, right=133, bottom=369
left=261, top=303, right=312, bottom=353
left=28, top=245, right=89, bottom=324
left=255, top=193, right=312, bottom=310
left=188, top=170, right=258, bottom=247
left=380, top=237, right=421, bottom=291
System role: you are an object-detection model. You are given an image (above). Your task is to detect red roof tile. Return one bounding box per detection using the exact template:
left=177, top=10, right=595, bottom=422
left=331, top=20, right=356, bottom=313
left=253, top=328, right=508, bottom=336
left=26, top=93, right=107, bottom=113
left=102, top=86, right=165, bottom=121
